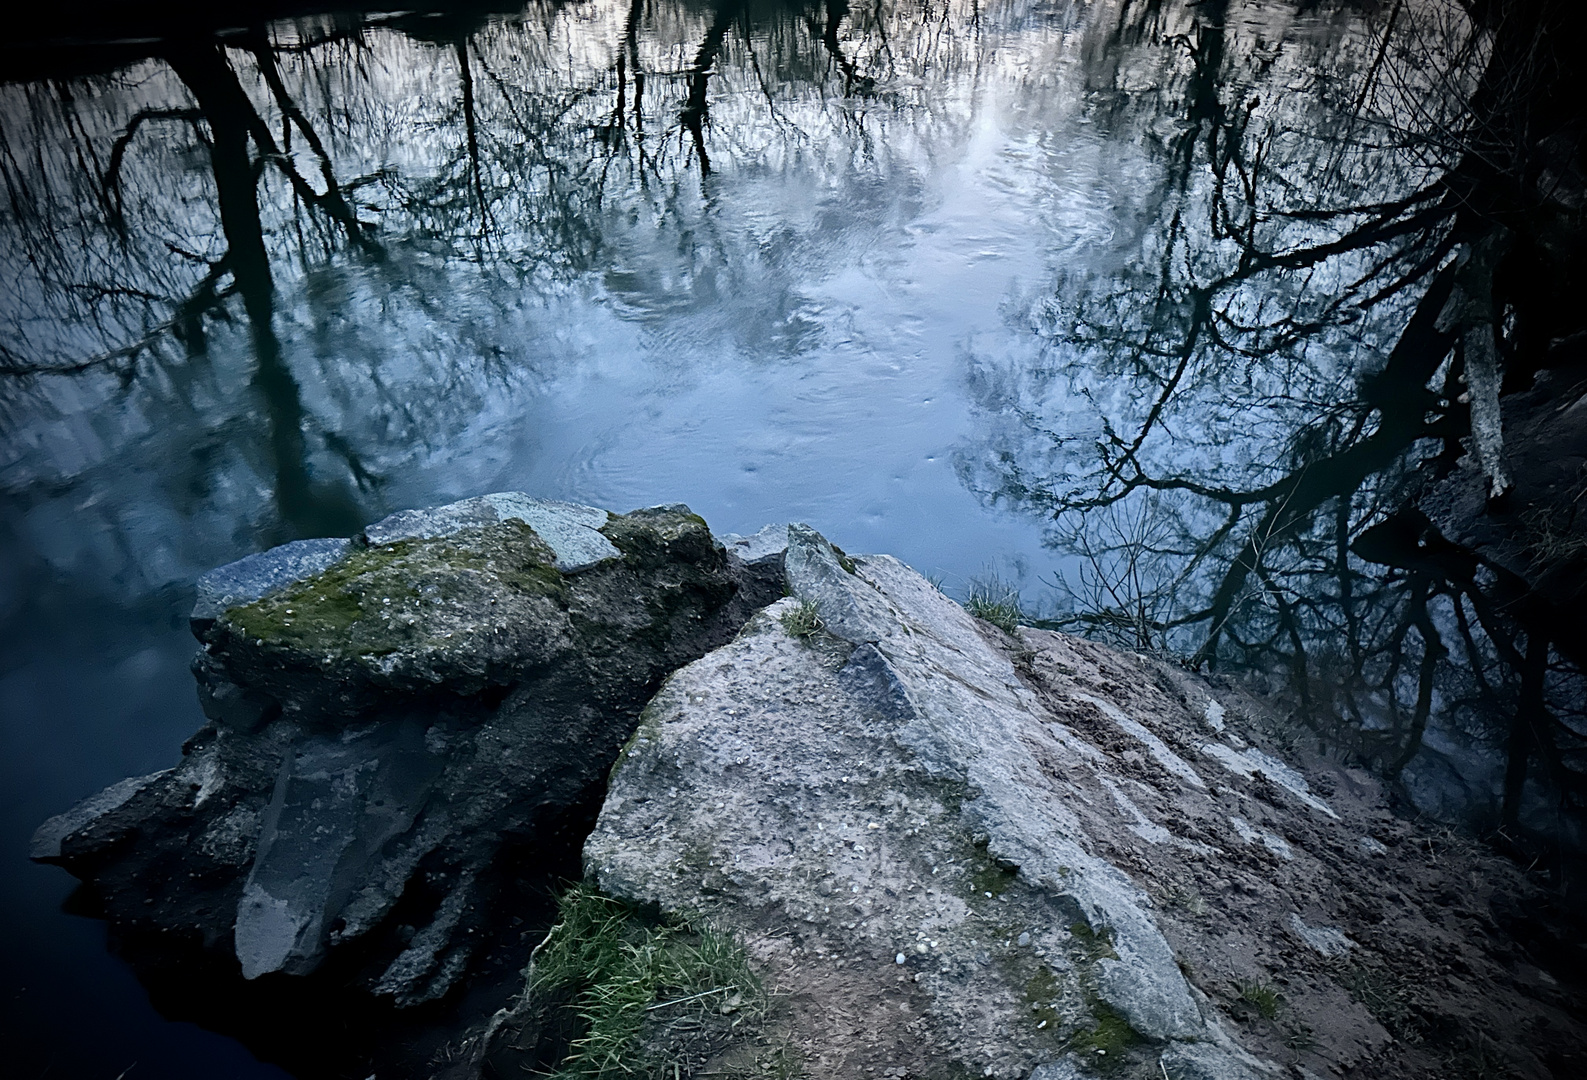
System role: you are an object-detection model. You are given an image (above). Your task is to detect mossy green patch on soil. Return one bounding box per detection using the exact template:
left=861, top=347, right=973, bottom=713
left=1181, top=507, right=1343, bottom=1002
left=1053, top=923, right=1144, bottom=1074
left=223, top=520, right=564, bottom=656
left=1066, top=1001, right=1141, bottom=1073
left=1024, top=964, right=1064, bottom=1029
left=944, top=831, right=1021, bottom=908
left=1067, top=920, right=1119, bottom=965
left=968, top=840, right=1019, bottom=899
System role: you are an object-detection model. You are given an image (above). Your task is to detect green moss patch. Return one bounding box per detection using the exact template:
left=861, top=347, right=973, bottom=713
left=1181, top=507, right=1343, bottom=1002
left=1067, top=921, right=1119, bottom=965
left=601, top=507, right=717, bottom=570
left=968, top=838, right=1019, bottom=898
left=1025, top=965, right=1063, bottom=1028
left=530, top=885, right=764, bottom=1079
left=1066, top=1002, right=1141, bottom=1073
left=829, top=544, right=859, bottom=575
left=223, top=520, right=564, bottom=657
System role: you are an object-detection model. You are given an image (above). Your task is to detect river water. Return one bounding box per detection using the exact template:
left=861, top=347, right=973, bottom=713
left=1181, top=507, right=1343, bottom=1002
left=0, top=1, right=1432, bottom=1075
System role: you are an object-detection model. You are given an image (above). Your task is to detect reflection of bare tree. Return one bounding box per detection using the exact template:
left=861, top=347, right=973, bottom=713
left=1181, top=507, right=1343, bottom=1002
left=161, top=40, right=365, bottom=537
left=963, top=0, right=1587, bottom=844
left=678, top=0, right=743, bottom=174
left=0, top=0, right=987, bottom=591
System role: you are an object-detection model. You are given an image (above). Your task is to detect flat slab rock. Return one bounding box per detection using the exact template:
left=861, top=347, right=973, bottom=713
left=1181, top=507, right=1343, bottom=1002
left=586, top=527, right=1587, bottom=1080
left=586, top=527, right=1265, bottom=1079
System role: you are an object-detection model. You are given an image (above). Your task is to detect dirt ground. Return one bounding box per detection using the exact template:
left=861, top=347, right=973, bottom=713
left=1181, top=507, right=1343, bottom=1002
left=710, top=626, right=1587, bottom=1080
left=1010, top=628, right=1587, bottom=1080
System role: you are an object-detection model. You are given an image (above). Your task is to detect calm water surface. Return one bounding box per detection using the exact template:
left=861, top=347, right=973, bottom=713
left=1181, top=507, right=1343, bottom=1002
left=0, top=1, right=1404, bottom=1074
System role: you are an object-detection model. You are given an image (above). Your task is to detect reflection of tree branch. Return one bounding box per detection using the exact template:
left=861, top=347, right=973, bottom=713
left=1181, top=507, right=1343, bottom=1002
left=103, top=107, right=203, bottom=232
left=205, top=38, right=375, bottom=248
left=248, top=35, right=362, bottom=227
left=455, top=36, right=498, bottom=243
left=819, top=0, right=871, bottom=95
left=0, top=260, right=231, bottom=376
left=165, top=39, right=363, bottom=538
left=678, top=0, right=742, bottom=175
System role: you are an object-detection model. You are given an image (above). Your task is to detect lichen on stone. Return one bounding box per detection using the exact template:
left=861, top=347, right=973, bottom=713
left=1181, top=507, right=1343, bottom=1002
left=222, top=520, right=565, bottom=658
left=600, top=506, right=716, bottom=569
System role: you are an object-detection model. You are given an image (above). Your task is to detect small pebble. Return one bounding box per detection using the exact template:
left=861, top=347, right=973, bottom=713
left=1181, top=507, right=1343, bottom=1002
left=895, top=952, right=906, bottom=964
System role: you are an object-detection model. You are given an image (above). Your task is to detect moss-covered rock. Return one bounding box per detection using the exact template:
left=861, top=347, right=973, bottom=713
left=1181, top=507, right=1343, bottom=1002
left=226, top=521, right=564, bottom=654
left=33, top=495, right=782, bottom=1062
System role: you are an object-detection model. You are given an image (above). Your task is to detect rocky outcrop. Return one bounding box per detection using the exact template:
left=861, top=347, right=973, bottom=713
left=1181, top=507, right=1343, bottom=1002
left=32, top=501, right=1587, bottom=1080
left=32, top=495, right=778, bottom=1060
left=582, top=526, right=1260, bottom=1077
left=575, top=526, right=1587, bottom=1079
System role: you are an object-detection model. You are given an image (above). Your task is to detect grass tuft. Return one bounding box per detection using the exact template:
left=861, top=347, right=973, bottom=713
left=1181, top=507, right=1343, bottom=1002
left=1235, top=977, right=1282, bottom=1020
left=1331, top=959, right=1422, bottom=1043
left=964, top=577, right=1024, bottom=635
left=530, top=885, right=763, bottom=1079
left=779, top=599, right=825, bottom=640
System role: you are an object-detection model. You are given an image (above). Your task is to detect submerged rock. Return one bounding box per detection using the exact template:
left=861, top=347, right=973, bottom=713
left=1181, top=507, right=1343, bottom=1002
left=33, top=496, right=778, bottom=1042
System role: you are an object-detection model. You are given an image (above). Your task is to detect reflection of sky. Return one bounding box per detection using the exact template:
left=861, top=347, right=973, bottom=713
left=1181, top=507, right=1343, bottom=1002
left=0, top=0, right=1151, bottom=601
left=0, top=0, right=1408, bottom=605
left=382, top=79, right=1116, bottom=585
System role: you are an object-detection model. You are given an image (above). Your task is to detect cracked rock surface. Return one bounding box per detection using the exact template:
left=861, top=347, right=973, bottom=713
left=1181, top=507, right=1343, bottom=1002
left=587, top=526, right=1261, bottom=1078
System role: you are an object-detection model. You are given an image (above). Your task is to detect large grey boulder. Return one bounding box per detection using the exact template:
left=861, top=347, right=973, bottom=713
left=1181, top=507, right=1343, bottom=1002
left=34, top=496, right=778, bottom=1013
left=584, top=526, right=1264, bottom=1077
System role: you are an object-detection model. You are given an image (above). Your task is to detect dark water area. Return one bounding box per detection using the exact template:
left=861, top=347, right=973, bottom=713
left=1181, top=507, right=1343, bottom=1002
left=4, top=0, right=1566, bottom=1075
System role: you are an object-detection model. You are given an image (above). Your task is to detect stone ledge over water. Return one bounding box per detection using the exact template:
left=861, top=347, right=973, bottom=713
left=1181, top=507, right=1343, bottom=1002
left=33, top=495, right=777, bottom=1027
left=582, top=524, right=1257, bottom=1078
